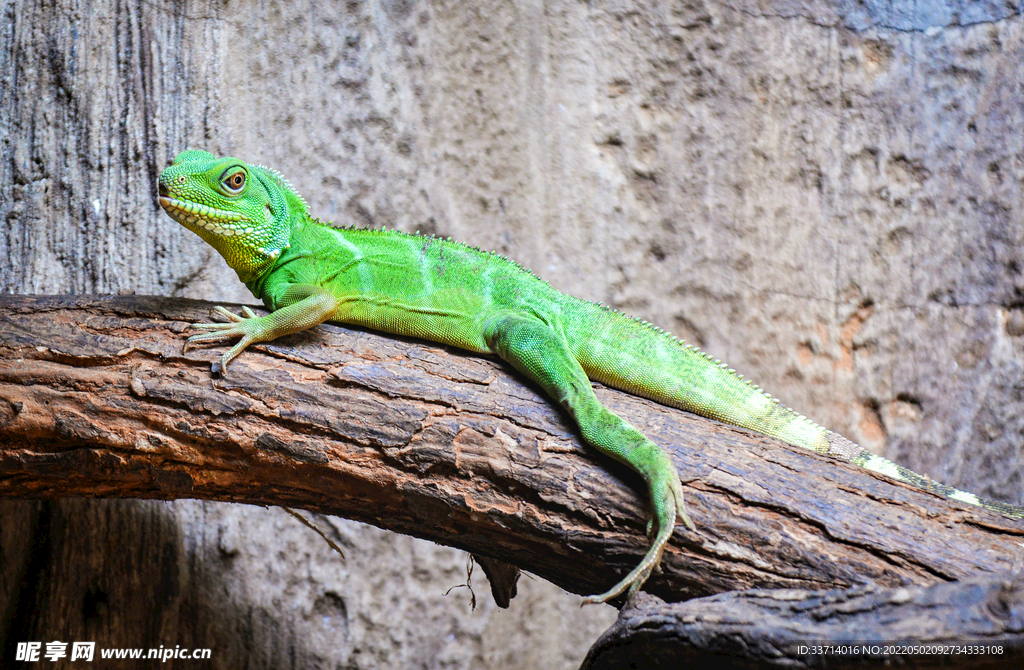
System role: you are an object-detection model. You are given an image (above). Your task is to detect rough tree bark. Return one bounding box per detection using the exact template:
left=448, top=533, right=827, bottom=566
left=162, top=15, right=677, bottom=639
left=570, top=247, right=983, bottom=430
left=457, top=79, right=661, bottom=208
left=582, top=577, right=1024, bottom=670
left=2, top=294, right=1024, bottom=666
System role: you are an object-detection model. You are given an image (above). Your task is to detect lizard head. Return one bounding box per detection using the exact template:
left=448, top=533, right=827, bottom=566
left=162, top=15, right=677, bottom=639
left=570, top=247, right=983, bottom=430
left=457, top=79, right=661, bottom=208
left=158, top=150, right=307, bottom=283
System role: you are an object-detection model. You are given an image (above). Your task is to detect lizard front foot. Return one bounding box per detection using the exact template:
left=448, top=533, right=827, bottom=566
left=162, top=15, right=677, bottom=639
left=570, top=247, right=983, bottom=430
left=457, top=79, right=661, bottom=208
left=185, top=305, right=266, bottom=374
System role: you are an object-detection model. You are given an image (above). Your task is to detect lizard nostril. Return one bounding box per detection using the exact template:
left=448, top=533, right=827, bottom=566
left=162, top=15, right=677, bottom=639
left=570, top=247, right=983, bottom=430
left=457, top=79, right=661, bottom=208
left=158, top=182, right=169, bottom=197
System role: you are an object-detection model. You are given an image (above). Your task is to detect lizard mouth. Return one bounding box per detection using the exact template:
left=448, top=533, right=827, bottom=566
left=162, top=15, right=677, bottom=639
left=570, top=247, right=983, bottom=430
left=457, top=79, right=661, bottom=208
left=159, top=196, right=255, bottom=237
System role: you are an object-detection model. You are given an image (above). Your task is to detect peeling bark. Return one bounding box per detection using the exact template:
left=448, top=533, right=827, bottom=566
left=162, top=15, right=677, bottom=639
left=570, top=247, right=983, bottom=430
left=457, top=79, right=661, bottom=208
left=2, top=294, right=1024, bottom=606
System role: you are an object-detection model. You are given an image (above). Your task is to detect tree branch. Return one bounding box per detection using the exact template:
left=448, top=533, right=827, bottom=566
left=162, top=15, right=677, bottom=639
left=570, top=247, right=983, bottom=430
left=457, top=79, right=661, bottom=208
left=2, top=294, right=1023, bottom=608
left=582, top=574, right=1024, bottom=669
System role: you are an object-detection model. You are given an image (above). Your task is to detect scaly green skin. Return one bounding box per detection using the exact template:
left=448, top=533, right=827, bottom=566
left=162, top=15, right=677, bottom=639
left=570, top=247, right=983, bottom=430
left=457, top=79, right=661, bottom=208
left=158, top=150, right=1024, bottom=603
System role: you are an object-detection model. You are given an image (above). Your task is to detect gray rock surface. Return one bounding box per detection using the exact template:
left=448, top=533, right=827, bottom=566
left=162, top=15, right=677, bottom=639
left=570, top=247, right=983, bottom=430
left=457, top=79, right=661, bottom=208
left=2, top=0, right=1022, bottom=667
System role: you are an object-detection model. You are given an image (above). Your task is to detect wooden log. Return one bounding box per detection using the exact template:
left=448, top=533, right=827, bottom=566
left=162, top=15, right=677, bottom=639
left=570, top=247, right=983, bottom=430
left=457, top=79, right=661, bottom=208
left=581, top=574, right=1024, bottom=669
left=1, top=294, right=1023, bottom=606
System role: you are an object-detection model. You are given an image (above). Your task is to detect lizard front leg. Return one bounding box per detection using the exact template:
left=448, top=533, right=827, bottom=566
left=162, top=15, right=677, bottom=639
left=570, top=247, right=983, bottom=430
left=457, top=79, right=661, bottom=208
left=483, top=312, right=694, bottom=604
left=186, top=284, right=339, bottom=374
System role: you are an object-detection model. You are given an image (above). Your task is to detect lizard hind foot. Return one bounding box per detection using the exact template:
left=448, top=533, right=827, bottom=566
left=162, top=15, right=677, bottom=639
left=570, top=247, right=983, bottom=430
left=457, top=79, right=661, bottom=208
left=580, top=517, right=672, bottom=606
left=581, top=481, right=688, bottom=606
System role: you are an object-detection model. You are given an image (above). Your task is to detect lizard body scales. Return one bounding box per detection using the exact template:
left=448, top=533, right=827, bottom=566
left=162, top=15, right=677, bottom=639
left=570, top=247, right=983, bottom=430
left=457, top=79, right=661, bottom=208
left=158, top=150, right=1024, bottom=603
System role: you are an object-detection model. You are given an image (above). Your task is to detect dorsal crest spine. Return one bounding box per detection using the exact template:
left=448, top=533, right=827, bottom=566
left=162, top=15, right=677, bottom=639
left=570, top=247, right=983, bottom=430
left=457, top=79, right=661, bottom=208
left=255, top=164, right=308, bottom=211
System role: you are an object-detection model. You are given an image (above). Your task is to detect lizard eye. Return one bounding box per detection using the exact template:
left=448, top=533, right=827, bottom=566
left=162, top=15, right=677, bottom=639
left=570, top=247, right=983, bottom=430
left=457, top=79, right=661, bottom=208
left=222, top=170, right=246, bottom=194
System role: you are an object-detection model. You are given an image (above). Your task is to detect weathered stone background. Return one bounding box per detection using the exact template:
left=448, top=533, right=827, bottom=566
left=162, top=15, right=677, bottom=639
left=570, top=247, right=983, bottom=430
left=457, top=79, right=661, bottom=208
left=1, top=0, right=1022, bottom=667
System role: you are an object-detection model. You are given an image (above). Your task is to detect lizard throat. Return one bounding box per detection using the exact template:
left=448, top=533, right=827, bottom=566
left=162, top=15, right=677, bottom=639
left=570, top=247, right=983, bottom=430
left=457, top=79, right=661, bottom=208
left=158, top=196, right=255, bottom=238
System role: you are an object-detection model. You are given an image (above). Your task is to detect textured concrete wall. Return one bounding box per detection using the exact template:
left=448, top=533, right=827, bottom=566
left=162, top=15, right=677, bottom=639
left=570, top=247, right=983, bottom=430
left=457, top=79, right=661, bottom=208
left=2, top=0, right=1023, bottom=667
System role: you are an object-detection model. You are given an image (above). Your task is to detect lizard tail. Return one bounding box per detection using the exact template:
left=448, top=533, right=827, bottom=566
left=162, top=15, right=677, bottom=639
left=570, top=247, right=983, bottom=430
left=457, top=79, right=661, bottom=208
left=563, top=298, right=1024, bottom=520
left=563, top=297, right=832, bottom=452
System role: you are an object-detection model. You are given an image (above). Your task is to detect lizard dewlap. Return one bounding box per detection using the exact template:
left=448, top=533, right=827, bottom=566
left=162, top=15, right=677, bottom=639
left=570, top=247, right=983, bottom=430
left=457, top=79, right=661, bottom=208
left=158, top=150, right=1024, bottom=604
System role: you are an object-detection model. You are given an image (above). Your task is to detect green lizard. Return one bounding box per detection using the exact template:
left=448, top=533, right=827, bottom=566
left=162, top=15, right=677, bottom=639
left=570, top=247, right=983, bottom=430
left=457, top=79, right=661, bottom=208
left=158, top=150, right=1024, bottom=604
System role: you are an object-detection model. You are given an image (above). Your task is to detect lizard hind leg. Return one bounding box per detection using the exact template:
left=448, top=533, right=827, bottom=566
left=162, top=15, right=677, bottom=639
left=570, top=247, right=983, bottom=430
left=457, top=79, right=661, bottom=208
left=482, top=313, right=692, bottom=605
